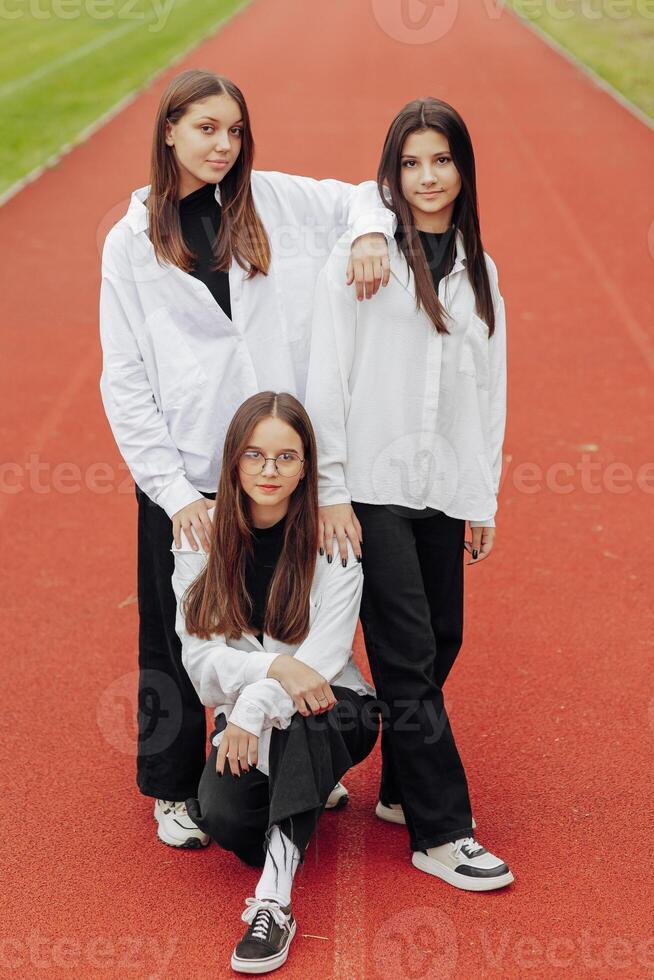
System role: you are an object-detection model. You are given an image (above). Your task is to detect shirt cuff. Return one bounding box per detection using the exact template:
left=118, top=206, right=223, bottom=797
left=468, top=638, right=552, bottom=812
left=469, top=518, right=496, bottom=528
left=244, top=652, right=281, bottom=686
left=349, top=212, right=395, bottom=245
left=228, top=698, right=267, bottom=739
left=154, top=475, right=204, bottom=520
left=318, top=485, right=352, bottom=507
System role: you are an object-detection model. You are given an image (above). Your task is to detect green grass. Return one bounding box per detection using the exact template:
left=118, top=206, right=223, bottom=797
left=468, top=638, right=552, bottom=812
left=0, top=0, right=249, bottom=197
left=2, top=0, right=651, bottom=199
left=506, top=0, right=654, bottom=120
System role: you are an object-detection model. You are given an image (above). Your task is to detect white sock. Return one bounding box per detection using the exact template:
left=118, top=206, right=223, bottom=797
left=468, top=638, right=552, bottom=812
left=255, top=825, right=301, bottom=908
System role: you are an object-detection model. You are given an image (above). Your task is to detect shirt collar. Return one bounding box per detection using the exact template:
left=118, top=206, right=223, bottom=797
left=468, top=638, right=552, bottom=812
left=453, top=226, right=466, bottom=268
left=124, top=182, right=223, bottom=235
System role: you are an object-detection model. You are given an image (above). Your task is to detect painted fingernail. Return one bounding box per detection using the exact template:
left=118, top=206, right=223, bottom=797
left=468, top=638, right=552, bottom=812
left=472, top=549, right=478, bottom=559
left=327, top=554, right=332, bottom=564
left=356, top=555, right=362, bottom=563
left=342, top=559, right=348, bottom=567
left=319, top=547, right=324, bottom=556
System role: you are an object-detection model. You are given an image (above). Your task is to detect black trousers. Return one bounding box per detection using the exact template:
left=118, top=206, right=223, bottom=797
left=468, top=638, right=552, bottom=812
left=352, top=502, right=473, bottom=851
left=135, top=484, right=215, bottom=800
left=186, top=687, right=379, bottom=867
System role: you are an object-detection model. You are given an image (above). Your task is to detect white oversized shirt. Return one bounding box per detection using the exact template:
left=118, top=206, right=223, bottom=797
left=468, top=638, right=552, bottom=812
left=304, top=229, right=507, bottom=526
left=99, top=172, right=394, bottom=518
left=171, top=509, right=374, bottom=775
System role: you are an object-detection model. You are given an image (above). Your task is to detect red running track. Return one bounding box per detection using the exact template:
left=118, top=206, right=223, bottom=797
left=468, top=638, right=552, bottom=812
left=1, top=1, right=653, bottom=977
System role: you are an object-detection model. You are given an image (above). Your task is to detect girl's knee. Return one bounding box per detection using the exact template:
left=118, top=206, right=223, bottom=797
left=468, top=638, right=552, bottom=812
left=191, top=791, right=265, bottom=865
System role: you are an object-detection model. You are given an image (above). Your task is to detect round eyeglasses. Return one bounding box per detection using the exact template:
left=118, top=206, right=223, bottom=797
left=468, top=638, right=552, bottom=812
left=239, top=450, right=304, bottom=478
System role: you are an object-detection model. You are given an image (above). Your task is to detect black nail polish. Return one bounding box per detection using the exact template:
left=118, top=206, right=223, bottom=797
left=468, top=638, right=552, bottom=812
left=472, top=549, right=478, bottom=559
left=327, top=554, right=332, bottom=564
left=319, top=548, right=324, bottom=556
left=342, top=559, right=347, bottom=568
left=356, top=555, right=362, bottom=563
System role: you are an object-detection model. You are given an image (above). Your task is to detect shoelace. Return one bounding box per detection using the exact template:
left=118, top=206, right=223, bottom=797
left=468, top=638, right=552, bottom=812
left=453, top=836, right=484, bottom=859
left=158, top=800, right=188, bottom=816
left=241, top=898, right=289, bottom=940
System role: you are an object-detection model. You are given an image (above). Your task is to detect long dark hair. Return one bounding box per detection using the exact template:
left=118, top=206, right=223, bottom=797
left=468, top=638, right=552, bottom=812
left=377, top=97, right=495, bottom=337
left=183, top=392, right=319, bottom=645
left=147, top=69, right=271, bottom=278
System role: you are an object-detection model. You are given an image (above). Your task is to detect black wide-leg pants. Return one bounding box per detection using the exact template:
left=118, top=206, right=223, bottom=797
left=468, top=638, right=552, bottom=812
left=186, top=688, right=379, bottom=866
left=352, top=502, right=474, bottom=851
left=134, top=484, right=215, bottom=800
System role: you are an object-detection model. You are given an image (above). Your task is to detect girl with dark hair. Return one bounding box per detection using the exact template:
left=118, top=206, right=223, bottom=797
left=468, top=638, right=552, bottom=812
left=305, top=98, right=513, bottom=891
left=99, top=69, right=391, bottom=845
left=171, top=391, right=378, bottom=973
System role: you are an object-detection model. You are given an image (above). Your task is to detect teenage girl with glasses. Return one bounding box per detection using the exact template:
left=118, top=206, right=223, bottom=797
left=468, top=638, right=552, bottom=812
left=172, top=391, right=378, bottom=972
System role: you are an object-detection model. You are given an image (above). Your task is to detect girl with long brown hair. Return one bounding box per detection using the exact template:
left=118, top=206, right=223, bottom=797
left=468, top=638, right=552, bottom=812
left=98, top=68, right=391, bottom=846
left=306, top=98, right=514, bottom=891
left=171, top=391, right=378, bottom=973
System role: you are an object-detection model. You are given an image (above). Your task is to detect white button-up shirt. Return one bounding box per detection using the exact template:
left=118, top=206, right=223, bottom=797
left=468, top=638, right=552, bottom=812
left=171, top=511, right=374, bottom=775
left=99, top=172, right=394, bottom=518
left=304, top=229, right=507, bottom=526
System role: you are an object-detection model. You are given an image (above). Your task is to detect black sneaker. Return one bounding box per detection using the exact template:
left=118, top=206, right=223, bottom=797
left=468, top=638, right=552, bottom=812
left=231, top=897, right=296, bottom=974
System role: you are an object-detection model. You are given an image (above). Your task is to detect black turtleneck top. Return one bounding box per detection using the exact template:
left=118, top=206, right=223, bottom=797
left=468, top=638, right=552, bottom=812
left=178, top=182, right=232, bottom=320
left=418, top=225, right=455, bottom=293
left=244, top=514, right=287, bottom=643
left=386, top=225, right=455, bottom=521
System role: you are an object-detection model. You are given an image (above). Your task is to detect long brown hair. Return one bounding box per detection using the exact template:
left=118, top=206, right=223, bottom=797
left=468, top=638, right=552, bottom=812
left=147, top=69, right=271, bottom=278
left=183, top=392, right=319, bottom=645
left=378, top=97, right=495, bottom=337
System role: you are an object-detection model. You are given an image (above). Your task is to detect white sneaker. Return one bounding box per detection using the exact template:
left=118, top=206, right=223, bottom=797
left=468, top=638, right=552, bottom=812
left=375, top=800, right=407, bottom=824
left=412, top=836, right=513, bottom=892
left=325, top=781, right=349, bottom=811
left=376, top=801, right=476, bottom=830
left=153, top=799, right=210, bottom=849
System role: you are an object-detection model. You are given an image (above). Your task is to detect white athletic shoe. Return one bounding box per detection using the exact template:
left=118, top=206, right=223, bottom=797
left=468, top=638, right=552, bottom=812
left=376, top=801, right=476, bottom=830
left=412, top=836, right=514, bottom=892
left=375, top=800, right=407, bottom=825
left=325, top=781, right=349, bottom=811
left=153, top=799, right=210, bottom=849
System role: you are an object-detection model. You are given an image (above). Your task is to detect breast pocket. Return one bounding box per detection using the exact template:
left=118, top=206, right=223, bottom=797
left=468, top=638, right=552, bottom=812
left=146, top=307, right=208, bottom=410
left=458, top=312, right=490, bottom=389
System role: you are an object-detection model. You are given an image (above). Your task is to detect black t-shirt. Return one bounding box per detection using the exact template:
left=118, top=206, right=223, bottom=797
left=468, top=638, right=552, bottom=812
left=385, top=226, right=455, bottom=521
left=178, top=182, right=232, bottom=320
left=244, top=514, right=287, bottom=643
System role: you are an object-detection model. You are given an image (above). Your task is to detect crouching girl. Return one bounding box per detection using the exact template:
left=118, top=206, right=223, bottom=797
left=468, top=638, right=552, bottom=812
left=171, top=391, right=378, bottom=973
